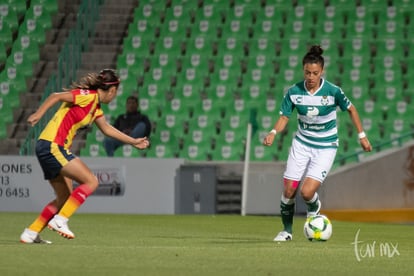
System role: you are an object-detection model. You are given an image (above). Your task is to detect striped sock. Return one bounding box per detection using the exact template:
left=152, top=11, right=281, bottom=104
left=28, top=201, right=58, bottom=233
left=58, top=184, right=93, bottom=219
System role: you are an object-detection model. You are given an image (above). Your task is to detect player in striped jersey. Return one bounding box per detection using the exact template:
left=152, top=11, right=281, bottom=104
left=20, top=69, right=150, bottom=243
left=263, top=45, right=372, bottom=241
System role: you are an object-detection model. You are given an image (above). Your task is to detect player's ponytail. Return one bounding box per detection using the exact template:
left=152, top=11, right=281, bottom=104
left=67, top=69, right=119, bottom=91
left=302, top=45, right=324, bottom=68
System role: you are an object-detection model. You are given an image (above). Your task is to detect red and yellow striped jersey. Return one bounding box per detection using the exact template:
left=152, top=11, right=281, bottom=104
left=39, top=89, right=104, bottom=149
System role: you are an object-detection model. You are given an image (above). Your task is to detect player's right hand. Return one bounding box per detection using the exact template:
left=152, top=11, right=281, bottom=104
left=263, top=133, right=275, bottom=146
left=27, top=113, right=41, bottom=126
left=133, top=137, right=150, bottom=149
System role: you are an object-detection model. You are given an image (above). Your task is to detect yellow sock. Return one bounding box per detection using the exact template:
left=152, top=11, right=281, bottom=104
left=58, top=184, right=93, bottom=218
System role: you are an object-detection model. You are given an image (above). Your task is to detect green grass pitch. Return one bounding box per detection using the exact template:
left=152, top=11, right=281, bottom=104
left=0, top=213, right=412, bottom=276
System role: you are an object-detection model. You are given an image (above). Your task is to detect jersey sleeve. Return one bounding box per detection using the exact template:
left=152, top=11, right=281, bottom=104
left=336, top=88, right=352, bottom=111
left=72, top=89, right=97, bottom=107
left=279, top=91, right=294, bottom=117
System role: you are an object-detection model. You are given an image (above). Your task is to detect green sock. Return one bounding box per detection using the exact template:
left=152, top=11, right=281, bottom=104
left=306, top=193, right=320, bottom=213
left=280, top=201, right=295, bottom=234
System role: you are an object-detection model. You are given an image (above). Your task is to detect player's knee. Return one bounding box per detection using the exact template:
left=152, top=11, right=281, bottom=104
left=87, top=176, right=99, bottom=192
left=300, top=189, right=314, bottom=201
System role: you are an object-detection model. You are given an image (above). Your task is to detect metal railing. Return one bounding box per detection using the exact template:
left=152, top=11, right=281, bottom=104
left=20, top=0, right=103, bottom=155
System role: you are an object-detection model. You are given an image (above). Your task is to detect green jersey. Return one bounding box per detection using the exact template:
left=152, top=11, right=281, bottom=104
left=280, top=79, right=352, bottom=149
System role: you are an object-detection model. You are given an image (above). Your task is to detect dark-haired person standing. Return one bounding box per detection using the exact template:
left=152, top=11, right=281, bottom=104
left=20, top=69, right=150, bottom=243
left=263, top=46, right=372, bottom=241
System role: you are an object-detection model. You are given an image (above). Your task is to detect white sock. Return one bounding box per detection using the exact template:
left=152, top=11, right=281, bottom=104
left=305, top=192, right=318, bottom=204
left=281, top=194, right=295, bottom=205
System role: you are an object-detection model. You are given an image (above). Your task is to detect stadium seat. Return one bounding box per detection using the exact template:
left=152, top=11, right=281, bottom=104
left=0, top=18, right=13, bottom=48
left=185, top=34, right=214, bottom=56
left=18, top=18, right=47, bottom=46
left=188, top=20, right=220, bottom=39
left=210, top=144, right=243, bottom=161
left=145, top=144, right=176, bottom=158
left=127, top=19, right=158, bottom=41
left=0, top=43, right=7, bottom=64
left=250, top=145, right=276, bottom=162
left=0, top=3, right=18, bottom=31
left=31, top=0, right=58, bottom=15
left=122, top=34, right=154, bottom=58
left=26, top=3, right=52, bottom=30
left=179, top=143, right=210, bottom=161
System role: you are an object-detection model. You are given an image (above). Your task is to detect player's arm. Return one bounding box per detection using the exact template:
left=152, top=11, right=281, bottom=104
left=347, top=105, right=372, bottom=152
left=27, top=92, right=73, bottom=126
left=263, top=115, right=289, bottom=146
left=95, top=116, right=150, bottom=150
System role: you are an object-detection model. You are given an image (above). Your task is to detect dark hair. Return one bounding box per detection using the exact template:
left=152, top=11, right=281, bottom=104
left=302, top=45, right=324, bottom=68
left=68, top=69, right=120, bottom=91
left=126, top=95, right=138, bottom=103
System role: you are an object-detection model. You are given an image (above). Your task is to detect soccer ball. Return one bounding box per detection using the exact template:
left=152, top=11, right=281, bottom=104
left=303, top=214, right=333, bottom=241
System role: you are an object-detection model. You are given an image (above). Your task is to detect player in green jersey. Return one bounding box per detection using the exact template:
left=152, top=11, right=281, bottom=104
left=263, top=45, right=372, bottom=241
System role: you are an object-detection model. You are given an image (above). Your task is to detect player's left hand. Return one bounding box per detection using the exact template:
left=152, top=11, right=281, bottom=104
left=133, top=137, right=150, bottom=149
left=360, top=137, right=372, bottom=152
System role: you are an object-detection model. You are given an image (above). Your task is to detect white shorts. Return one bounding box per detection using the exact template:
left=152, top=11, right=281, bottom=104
left=284, top=139, right=337, bottom=183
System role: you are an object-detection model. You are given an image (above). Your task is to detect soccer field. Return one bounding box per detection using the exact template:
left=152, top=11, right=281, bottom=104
left=0, top=213, right=412, bottom=276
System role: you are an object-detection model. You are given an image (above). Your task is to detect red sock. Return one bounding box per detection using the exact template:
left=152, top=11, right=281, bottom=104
left=58, top=184, right=94, bottom=218
left=28, top=201, right=58, bottom=232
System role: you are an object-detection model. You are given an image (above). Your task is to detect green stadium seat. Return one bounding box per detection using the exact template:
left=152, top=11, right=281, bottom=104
left=158, top=18, right=189, bottom=38
left=219, top=18, right=251, bottom=40
left=114, top=144, right=142, bottom=158
left=184, top=35, right=214, bottom=59
left=153, top=36, right=185, bottom=57
left=374, top=18, right=405, bottom=41
left=0, top=43, right=7, bottom=64
left=253, top=3, right=287, bottom=26
left=278, top=35, right=309, bottom=57
left=6, top=0, right=28, bottom=17
left=163, top=2, right=194, bottom=23
left=250, top=145, right=276, bottom=162
left=1, top=65, right=27, bottom=95
left=247, top=37, right=277, bottom=57
left=179, top=54, right=210, bottom=76
left=312, top=18, right=344, bottom=41
left=210, top=144, right=243, bottom=161
left=6, top=55, right=32, bottom=79
left=214, top=37, right=246, bottom=58
left=133, top=3, right=163, bottom=26
left=31, top=0, right=58, bottom=15
left=188, top=20, right=220, bottom=39
left=12, top=34, right=40, bottom=63
left=145, top=144, right=176, bottom=158
left=187, top=112, right=219, bottom=132
left=127, top=19, right=158, bottom=40
left=0, top=19, right=13, bottom=48
left=18, top=18, right=46, bottom=45
left=374, top=37, right=405, bottom=59
left=193, top=1, right=226, bottom=22
left=122, top=34, right=153, bottom=58
left=0, top=3, right=19, bottom=31
left=26, top=4, right=52, bottom=30
left=179, top=144, right=209, bottom=161
left=0, top=95, right=13, bottom=124
left=172, top=82, right=202, bottom=105
left=251, top=18, right=281, bottom=40
left=80, top=143, right=107, bottom=157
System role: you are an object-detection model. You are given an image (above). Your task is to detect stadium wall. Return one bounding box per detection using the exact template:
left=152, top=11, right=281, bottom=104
left=0, top=156, right=184, bottom=214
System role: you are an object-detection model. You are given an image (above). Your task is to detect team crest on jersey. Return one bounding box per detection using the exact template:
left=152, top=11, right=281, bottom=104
left=321, top=95, right=329, bottom=105
left=80, top=89, right=90, bottom=95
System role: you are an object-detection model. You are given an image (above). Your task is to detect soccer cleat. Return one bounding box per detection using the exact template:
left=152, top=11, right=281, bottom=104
left=48, top=215, right=75, bottom=239
left=20, top=228, right=52, bottom=244
left=273, top=231, right=293, bottom=241
left=307, top=199, right=321, bottom=218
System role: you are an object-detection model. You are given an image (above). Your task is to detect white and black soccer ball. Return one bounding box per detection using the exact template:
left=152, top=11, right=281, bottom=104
left=303, top=214, right=333, bottom=241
